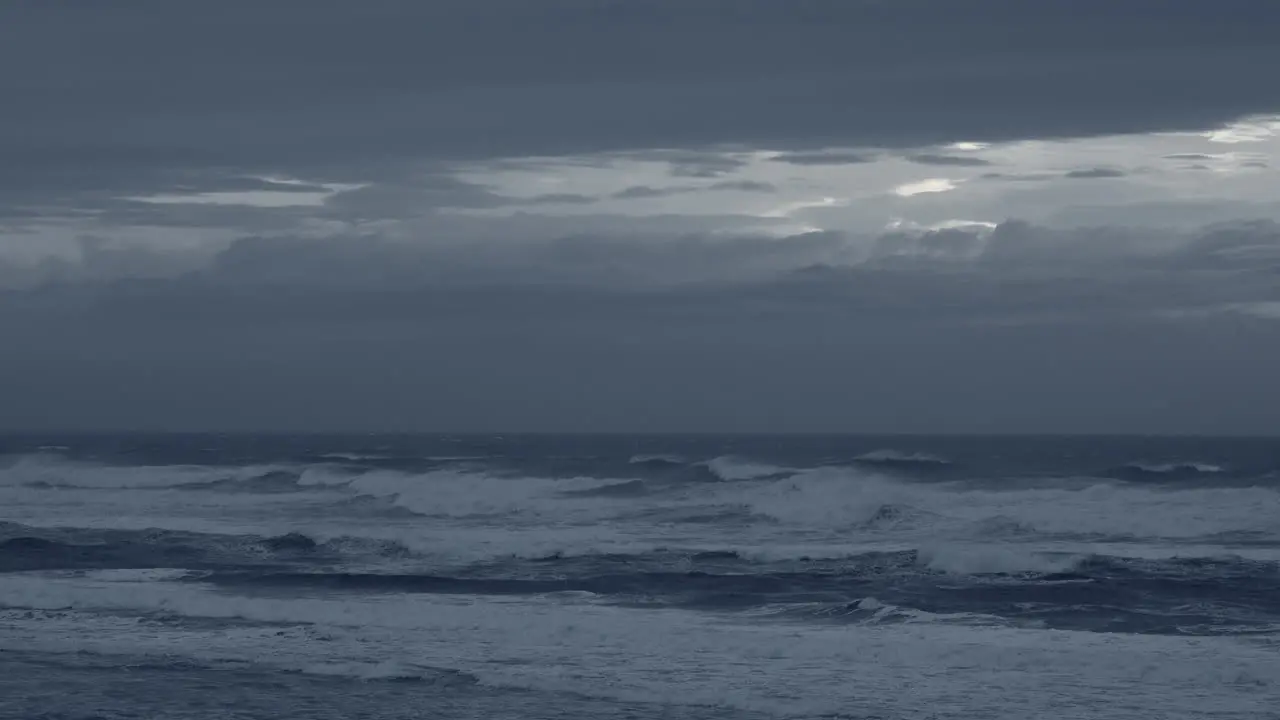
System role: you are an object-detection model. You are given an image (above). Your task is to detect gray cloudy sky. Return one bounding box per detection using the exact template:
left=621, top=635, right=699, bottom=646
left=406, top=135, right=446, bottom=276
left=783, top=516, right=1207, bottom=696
left=3, top=0, right=1280, bottom=434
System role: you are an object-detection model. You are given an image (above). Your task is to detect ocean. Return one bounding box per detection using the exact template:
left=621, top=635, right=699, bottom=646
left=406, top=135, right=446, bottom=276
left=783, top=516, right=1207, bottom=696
left=1, top=433, right=1278, bottom=719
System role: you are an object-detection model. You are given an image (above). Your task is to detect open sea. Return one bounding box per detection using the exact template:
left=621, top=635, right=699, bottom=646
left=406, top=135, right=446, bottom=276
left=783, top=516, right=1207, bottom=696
left=1, top=433, right=1278, bottom=719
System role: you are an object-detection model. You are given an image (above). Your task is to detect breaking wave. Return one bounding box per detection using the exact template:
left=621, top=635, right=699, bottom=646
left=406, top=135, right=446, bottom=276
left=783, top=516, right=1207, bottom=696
left=731, top=466, right=1280, bottom=539
left=1106, top=461, right=1229, bottom=481
left=701, top=456, right=792, bottom=481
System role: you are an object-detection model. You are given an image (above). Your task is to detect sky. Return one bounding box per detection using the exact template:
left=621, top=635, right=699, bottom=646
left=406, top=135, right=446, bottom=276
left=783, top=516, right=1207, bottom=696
left=2, top=0, right=1280, bottom=434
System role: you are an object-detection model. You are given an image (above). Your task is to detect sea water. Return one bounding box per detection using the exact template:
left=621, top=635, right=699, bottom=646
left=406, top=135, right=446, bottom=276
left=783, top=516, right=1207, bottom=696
left=1, top=434, right=1278, bottom=719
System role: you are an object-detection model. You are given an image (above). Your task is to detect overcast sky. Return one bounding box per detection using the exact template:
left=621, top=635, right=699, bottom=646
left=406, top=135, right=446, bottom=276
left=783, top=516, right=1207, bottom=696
left=2, top=0, right=1280, bottom=434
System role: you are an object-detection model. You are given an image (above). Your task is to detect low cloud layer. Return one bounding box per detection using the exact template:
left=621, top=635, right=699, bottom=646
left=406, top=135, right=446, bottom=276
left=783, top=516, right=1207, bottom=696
left=8, top=218, right=1280, bottom=331
left=5, top=219, right=1279, bottom=434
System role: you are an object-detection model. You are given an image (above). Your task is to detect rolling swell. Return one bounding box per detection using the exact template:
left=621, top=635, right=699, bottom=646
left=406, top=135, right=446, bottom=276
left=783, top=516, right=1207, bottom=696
left=0, top=523, right=410, bottom=573
left=171, top=548, right=1280, bottom=636
left=5, top=520, right=1280, bottom=638
left=6, top=436, right=1280, bottom=645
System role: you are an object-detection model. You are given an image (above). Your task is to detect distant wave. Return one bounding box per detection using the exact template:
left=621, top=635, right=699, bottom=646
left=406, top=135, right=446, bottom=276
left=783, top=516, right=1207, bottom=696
left=319, top=453, right=394, bottom=462
left=0, top=523, right=412, bottom=573
left=0, top=454, right=291, bottom=490
left=6, top=456, right=1280, bottom=551
left=301, top=468, right=631, bottom=518
left=851, top=449, right=951, bottom=467
left=726, top=466, right=1280, bottom=539
left=1105, top=462, right=1228, bottom=481
left=628, top=454, right=686, bottom=466
left=1125, top=462, right=1225, bottom=474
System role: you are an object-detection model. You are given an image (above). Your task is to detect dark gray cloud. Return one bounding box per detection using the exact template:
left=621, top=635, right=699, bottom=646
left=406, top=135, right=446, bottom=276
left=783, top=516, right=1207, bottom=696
left=771, top=151, right=880, bottom=166
left=1064, top=168, right=1129, bottom=179
left=1046, top=200, right=1280, bottom=229
left=613, top=186, right=683, bottom=200
left=520, top=193, right=600, bottom=206
left=907, top=154, right=994, bottom=167
left=981, top=172, right=1057, bottom=183
left=6, top=0, right=1278, bottom=211
left=656, top=151, right=753, bottom=178
left=709, top=180, right=777, bottom=193
left=609, top=180, right=779, bottom=200
left=1175, top=219, right=1280, bottom=268
left=1164, top=153, right=1218, bottom=161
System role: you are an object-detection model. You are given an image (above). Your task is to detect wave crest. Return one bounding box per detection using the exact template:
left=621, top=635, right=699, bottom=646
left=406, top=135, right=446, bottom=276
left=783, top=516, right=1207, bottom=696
left=853, top=449, right=951, bottom=466
left=0, top=454, right=289, bottom=490
left=702, top=456, right=792, bottom=481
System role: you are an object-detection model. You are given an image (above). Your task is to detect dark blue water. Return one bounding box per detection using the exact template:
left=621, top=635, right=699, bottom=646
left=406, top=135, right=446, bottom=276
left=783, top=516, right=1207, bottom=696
left=2, top=434, right=1278, bottom=719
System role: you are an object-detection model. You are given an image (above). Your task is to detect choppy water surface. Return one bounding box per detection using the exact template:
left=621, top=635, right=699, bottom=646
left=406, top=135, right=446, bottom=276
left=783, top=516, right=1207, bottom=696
left=2, top=434, right=1278, bottom=719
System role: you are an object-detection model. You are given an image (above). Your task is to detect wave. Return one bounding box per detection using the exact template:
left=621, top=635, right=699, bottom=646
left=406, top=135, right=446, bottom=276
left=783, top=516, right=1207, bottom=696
left=559, top=479, right=650, bottom=498
left=297, top=660, right=480, bottom=684
left=302, top=468, right=631, bottom=518
left=628, top=454, right=686, bottom=466
left=852, top=449, right=951, bottom=467
left=0, top=454, right=290, bottom=490
left=701, top=456, right=792, bottom=481
left=0, top=610, right=484, bottom=687
left=319, top=452, right=394, bottom=462
left=1132, top=462, right=1225, bottom=474
left=1106, top=462, right=1229, bottom=481
left=6, top=546, right=1279, bottom=637
left=6, top=456, right=1280, bottom=547
left=0, top=523, right=412, bottom=573
left=730, top=466, right=1280, bottom=539
left=917, top=544, right=1081, bottom=575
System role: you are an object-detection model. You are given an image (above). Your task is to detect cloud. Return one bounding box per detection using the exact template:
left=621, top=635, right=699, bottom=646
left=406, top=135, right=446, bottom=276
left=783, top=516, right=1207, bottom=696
left=613, top=186, right=684, bottom=200
left=657, top=151, right=753, bottom=178
left=588, top=178, right=778, bottom=199
left=6, top=219, right=1280, bottom=432
left=520, top=193, right=600, bottom=205
left=1064, top=167, right=1128, bottom=179
left=9, top=219, right=1279, bottom=298
left=770, top=150, right=879, bottom=166
left=980, top=172, right=1056, bottom=183
left=907, top=154, right=994, bottom=167
left=4, top=0, right=1280, bottom=221
left=894, top=179, right=958, bottom=197
left=1227, top=301, right=1280, bottom=319
left=709, top=180, right=777, bottom=193
left=1174, top=219, right=1280, bottom=268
